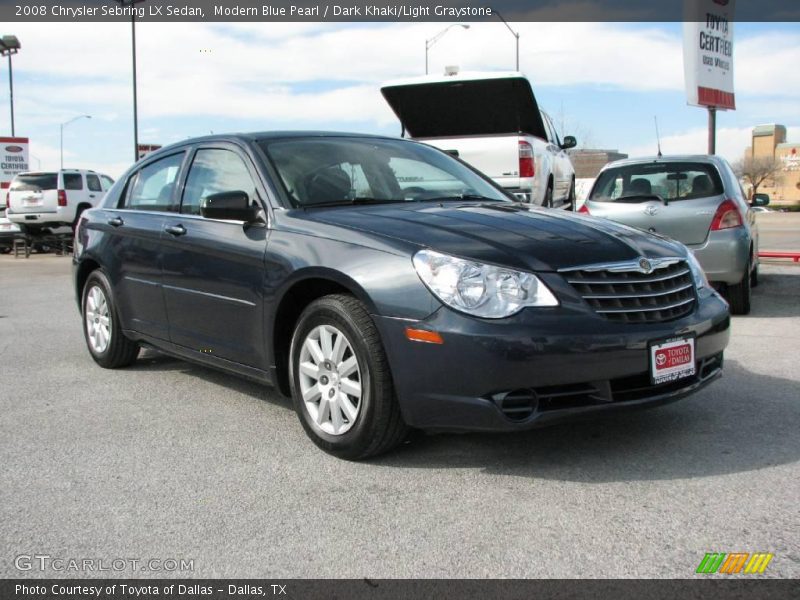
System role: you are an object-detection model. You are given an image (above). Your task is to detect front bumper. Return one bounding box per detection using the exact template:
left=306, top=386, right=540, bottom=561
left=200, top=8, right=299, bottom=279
left=374, top=290, right=730, bottom=432
left=688, top=228, right=750, bottom=286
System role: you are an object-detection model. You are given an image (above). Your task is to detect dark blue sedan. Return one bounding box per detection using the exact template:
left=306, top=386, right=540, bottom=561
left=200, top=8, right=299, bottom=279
left=73, top=133, right=730, bottom=459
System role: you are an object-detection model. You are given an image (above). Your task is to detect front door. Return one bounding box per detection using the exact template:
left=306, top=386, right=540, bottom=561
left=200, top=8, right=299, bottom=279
left=160, top=145, right=269, bottom=368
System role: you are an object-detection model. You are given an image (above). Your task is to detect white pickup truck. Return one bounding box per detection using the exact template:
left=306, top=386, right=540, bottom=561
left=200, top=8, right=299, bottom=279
left=381, top=71, right=577, bottom=208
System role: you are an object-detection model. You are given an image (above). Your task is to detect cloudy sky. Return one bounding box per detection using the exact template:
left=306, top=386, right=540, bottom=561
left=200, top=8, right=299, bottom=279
left=1, top=20, right=799, bottom=178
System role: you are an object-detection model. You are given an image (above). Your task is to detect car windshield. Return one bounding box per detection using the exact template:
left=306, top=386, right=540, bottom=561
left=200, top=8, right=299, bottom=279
left=590, top=162, right=724, bottom=203
left=10, top=173, right=58, bottom=192
left=260, top=137, right=510, bottom=208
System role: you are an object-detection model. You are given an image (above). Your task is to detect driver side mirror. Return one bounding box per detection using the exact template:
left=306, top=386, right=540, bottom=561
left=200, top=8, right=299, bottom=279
left=561, top=136, right=577, bottom=150
left=200, top=191, right=262, bottom=222
left=751, top=193, right=770, bottom=207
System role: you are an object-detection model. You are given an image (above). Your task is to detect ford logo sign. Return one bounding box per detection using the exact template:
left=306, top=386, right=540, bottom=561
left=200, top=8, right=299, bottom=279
left=5, top=145, right=23, bottom=153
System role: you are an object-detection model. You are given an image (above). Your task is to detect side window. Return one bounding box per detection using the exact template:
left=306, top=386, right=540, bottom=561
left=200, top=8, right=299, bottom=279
left=124, top=153, right=184, bottom=211
left=181, top=149, right=257, bottom=216
left=63, top=173, right=83, bottom=191
left=100, top=175, right=115, bottom=190
left=86, top=174, right=102, bottom=192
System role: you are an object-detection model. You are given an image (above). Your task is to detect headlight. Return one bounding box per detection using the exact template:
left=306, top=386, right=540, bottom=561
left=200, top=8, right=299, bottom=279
left=686, top=251, right=708, bottom=290
left=412, top=249, right=558, bottom=318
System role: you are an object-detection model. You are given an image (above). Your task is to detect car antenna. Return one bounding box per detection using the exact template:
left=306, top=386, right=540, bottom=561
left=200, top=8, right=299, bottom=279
left=654, top=116, right=663, bottom=157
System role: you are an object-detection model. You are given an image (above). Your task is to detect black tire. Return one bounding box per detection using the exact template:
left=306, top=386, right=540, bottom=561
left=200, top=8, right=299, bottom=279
left=81, top=270, right=140, bottom=368
left=289, top=294, right=408, bottom=460
left=751, top=259, right=759, bottom=288
left=543, top=181, right=554, bottom=208
left=726, top=260, right=752, bottom=315
left=567, top=178, right=576, bottom=211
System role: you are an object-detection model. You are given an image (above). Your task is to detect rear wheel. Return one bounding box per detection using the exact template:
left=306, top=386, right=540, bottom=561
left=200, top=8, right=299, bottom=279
left=726, top=259, right=752, bottom=315
left=751, top=259, right=759, bottom=288
left=82, top=270, right=140, bottom=368
left=289, top=294, right=407, bottom=460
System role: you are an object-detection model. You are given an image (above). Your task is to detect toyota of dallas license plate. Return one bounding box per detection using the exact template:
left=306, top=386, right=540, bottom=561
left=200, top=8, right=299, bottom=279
left=649, top=336, right=696, bottom=385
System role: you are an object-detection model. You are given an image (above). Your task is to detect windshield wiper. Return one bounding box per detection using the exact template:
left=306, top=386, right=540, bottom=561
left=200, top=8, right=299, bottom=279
left=302, top=197, right=408, bottom=208
left=425, top=194, right=500, bottom=202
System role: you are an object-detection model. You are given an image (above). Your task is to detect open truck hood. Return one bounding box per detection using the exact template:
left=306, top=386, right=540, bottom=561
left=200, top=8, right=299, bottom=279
left=381, top=72, right=548, bottom=140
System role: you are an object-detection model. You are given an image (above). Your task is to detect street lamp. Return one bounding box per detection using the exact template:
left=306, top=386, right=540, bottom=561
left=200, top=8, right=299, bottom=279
left=115, top=0, right=146, bottom=162
left=425, top=24, right=470, bottom=75
left=495, top=11, right=520, bottom=71
left=60, top=115, right=91, bottom=169
left=0, top=35, right=21, bottom=136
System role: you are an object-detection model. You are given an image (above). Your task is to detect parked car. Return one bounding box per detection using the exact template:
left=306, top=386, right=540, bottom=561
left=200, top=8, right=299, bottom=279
left=750, top=206, right=773, bottom=213
left=0, top=210, right=23, bottom=253
left=381, top=70, right=576, bottom=208
left=6, top=169, right=114, bottom=234
left=581, top=155, right=761, bottom=314
left=73, top=133, right=729, bottom=459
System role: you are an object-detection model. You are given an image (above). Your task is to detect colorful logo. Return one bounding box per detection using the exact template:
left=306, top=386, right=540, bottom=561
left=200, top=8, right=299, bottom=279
left=696, top=552, right=774, bottom=574
left=4, top=145, right=23, bottom=153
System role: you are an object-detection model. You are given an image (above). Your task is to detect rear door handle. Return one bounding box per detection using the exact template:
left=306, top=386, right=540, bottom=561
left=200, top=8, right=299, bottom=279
left=165, top=224, right=187, bottom=236
left=107, top=217, right=124, bottom=227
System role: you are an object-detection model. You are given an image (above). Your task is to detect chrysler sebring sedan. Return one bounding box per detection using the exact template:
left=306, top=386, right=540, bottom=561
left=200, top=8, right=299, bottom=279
left=73, top=132, right=730, bottom=459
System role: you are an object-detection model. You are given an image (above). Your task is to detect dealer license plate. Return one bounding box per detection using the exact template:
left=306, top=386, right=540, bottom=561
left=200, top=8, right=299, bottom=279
left=649, top=337, right=696, bottom=385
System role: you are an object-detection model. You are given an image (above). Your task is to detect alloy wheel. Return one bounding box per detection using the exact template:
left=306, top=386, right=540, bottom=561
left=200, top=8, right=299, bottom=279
left=298, top=324, right=362, bottom=435
left=85, top=285, right=111, bottom=354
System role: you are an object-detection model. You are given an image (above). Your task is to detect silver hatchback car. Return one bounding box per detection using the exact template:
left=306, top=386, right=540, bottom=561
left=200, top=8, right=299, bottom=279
left=581, top=155, right=763, bottom=315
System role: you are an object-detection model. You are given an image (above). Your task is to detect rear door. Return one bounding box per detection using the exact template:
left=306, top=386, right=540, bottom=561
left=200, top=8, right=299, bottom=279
left=105, top=151, right=187, bottom=341
left=7, top=173, right=58, bottom=214
left=588, top=161, right=725, bottom=245
left=161, top=144, right=269, bottom=368
left=85, top=173, right=105, bottom=206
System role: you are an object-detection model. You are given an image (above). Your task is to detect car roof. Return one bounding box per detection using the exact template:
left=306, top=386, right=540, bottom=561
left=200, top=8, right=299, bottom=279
left=141, top=131, right=407, bottom=162
left=601, top=154, right=727, bottom=170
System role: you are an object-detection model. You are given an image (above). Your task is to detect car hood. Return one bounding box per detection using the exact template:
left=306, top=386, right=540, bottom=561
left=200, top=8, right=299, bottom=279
left=294, top=202, right=687, bottom=272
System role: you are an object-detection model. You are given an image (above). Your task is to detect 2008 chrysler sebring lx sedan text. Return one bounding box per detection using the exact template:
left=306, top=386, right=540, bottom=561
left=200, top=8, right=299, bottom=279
left=73, top=132, right=731, bottom=459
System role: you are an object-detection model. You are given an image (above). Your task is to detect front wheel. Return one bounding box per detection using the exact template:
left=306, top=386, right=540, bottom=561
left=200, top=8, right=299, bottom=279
left=82, top=270, right=140, bottom=368
left=289, top=294, right=408, bottom=460
left=542, top=182, right=554, bottom=208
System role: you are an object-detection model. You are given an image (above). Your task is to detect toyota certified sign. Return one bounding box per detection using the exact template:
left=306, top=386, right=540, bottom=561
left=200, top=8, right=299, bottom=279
left=0, top=136, right=30, bottom=190
left=683, top=0, right=736, bottom=110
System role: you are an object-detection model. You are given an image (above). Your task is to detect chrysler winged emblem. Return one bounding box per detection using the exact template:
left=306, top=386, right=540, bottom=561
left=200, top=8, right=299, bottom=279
left=638, top=258, right=653, bottom=274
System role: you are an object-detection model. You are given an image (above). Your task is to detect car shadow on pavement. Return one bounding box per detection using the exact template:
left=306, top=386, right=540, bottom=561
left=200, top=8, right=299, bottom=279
left=747, top=270, right=800, bottom=318
left=374, top=359, right=800, bottom=483
left=131, top=349, right=291, bottom=409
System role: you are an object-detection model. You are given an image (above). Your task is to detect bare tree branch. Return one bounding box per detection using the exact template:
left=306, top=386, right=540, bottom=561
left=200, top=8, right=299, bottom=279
left=733, top=156, right=783, bottom=198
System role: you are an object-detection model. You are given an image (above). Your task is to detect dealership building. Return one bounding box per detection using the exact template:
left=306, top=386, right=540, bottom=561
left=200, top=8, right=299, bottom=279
left=745, top=124, right=800, bottom=204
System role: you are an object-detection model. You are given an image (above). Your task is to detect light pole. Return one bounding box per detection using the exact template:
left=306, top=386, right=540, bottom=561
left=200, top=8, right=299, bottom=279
left=60, top=115, right=91, bottom=169
left=425, top=24, right=470, bottom=75
left=115, top=0, right=146, bottom=162
left=495, top=11, right=520, bottom=71
left=0, top=35, right=21, bottom=136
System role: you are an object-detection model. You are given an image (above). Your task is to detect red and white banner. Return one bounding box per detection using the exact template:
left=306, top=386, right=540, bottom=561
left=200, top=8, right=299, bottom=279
left=683, top=0, right=736, bottom=110
left=0, top=136, right=30, bottom=189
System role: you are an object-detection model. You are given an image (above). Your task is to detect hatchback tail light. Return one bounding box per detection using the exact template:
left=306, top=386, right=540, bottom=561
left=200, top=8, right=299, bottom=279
left=710, top=199, right=742, bottom=231
left=578, top=203, right=591, bottom=214
left=58, top=189, right=68, bottom=207
left=518, top=141, right=535, bottom=178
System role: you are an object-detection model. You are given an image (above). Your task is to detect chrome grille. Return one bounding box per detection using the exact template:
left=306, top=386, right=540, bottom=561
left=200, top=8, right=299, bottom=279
left=563, top=258, right=696, bottom=323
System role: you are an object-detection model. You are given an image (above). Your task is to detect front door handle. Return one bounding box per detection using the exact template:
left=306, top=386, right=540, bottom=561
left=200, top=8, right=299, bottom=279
left=107, top=217, right=124, bottom=227
left=165, top=224, right=187, bottom=237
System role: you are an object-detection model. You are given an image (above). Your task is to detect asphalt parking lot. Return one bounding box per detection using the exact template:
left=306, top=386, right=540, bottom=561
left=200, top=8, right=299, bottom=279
left=1, top=216, right=798, bottom=579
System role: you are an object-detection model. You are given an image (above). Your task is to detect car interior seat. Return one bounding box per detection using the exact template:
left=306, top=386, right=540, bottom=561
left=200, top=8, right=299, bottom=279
left=304, top=166, right=352, bottom=205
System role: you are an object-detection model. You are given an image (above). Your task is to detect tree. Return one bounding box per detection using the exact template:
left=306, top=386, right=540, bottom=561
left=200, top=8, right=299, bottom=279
left=733, top=156, right=783, bottom=198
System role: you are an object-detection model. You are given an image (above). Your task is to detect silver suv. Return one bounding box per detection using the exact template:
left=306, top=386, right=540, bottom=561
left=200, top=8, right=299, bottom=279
left=581, top=155, right=761, bottom=314
left=6, top=169, right=114, bottom=233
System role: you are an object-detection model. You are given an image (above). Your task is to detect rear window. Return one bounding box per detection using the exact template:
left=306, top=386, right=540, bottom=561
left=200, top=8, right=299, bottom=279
left=591, top=162, right=724, bottom=203
left=63, top=173, right=83, bottom=191
left=10, top=173, right=58, bottom=192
